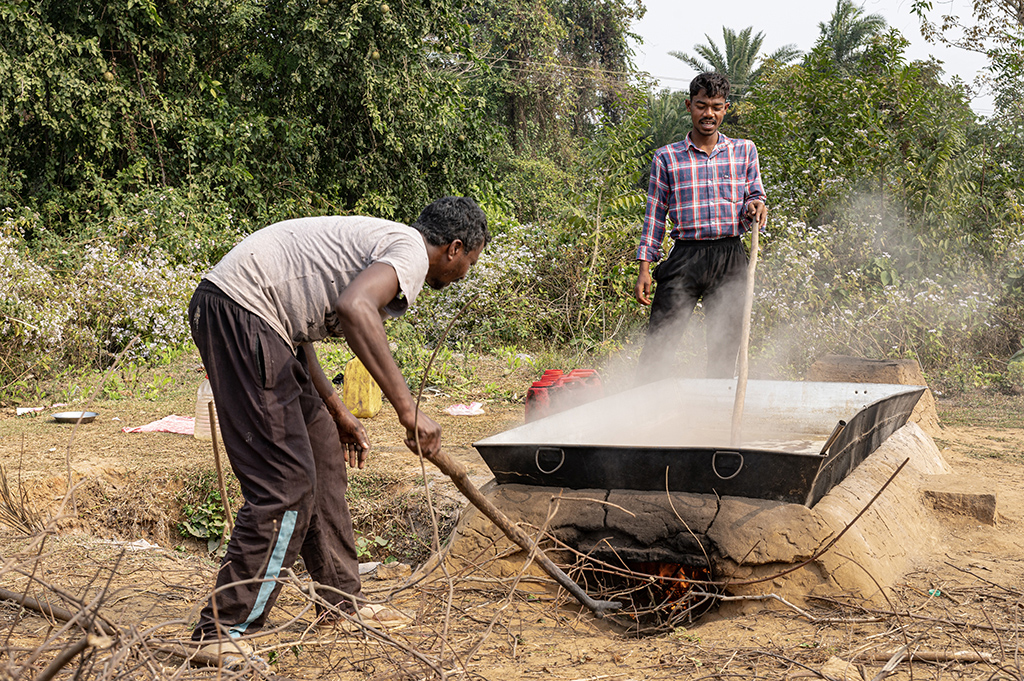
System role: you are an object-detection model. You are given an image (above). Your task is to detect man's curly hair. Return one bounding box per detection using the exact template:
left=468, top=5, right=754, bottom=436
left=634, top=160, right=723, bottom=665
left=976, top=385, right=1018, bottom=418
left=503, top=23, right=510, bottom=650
left=690, top=72, right=731, bottom=100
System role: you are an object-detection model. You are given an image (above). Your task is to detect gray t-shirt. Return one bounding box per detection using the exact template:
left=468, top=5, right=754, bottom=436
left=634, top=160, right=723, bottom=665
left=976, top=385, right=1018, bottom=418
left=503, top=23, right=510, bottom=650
left=205, top=216, right=429, bottom=348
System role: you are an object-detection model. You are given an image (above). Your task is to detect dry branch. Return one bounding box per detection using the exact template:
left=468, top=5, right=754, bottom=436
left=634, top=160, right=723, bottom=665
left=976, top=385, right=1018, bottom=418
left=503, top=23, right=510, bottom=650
left=0, top=586, right=115, bottom=636
left=0, top=462, right=44, bottom=534
left=864, top=648, right=999, bottom=664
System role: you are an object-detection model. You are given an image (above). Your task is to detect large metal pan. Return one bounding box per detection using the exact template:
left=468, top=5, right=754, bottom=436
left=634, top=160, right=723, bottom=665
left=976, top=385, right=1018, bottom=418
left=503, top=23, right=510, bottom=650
left=474, top=379, right=924, bottom=507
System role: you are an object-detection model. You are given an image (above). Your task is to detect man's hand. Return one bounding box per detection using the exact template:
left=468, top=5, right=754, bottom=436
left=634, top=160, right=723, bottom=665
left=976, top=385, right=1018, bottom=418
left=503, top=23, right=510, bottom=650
left=330, top=404, right=371, bottom=468
left=302, top=342, right=371, bottom=468
left=401, top=408, right=442, bottom=460
left=746, top=200, right=767, bottom=229
left=634, top=261, right=653, bottom=305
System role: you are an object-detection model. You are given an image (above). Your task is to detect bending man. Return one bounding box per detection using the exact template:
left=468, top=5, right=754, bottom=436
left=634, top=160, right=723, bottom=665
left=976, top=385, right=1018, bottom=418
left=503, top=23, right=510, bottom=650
left=187, top=196, right=488, bottom=659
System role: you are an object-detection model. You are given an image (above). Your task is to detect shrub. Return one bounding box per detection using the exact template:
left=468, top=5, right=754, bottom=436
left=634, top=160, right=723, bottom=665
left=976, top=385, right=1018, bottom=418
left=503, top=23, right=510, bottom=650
left=753, top=211, right=1020, bottom=388
left=0, top=210, right=202, bottom=394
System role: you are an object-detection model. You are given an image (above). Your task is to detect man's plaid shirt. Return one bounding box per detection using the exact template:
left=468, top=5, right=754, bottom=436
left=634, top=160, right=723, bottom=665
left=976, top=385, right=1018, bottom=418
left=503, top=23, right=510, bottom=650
left=637, top=133, right=766, bottom=262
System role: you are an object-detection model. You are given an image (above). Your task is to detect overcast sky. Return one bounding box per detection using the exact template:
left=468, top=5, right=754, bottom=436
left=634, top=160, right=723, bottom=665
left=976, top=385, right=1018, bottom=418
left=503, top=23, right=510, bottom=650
left=629, top=0, right=995, bottom=117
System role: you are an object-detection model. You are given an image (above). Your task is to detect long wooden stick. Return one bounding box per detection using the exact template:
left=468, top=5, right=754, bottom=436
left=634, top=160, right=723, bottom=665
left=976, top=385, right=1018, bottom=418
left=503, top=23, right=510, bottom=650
left=0, top=586, right=115, bottom=636
left=730, top=221, right=760, bottom=446
left=427, top=449, right=621, bottom=618
left=209, top=401, right=233, bottom=535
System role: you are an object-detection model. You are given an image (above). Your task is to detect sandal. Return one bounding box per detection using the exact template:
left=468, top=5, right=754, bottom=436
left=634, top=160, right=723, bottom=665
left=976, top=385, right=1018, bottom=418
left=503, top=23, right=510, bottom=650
left=195, top=638, right=268, bottom=671
left=318, top=603, right=413, bottom=633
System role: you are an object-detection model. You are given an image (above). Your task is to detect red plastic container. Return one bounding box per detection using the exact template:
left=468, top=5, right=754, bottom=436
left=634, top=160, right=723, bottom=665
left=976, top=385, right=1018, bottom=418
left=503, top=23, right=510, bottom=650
left=569, top=369, right=603, bottom=399
left=525, top=379, right=555, bottom=422
left=525, top=369, right=603, bottom=421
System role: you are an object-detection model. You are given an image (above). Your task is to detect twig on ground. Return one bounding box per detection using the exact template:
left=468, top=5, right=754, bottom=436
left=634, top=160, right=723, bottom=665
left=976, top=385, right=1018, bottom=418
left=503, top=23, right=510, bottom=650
left=752, top=649, right=841, bottom=681
left=809, top=597, right=1022, bottom=634
left=34, top=635, right=90, bottom=681
left=945, top=561, right=1023, bottom=598
left=865, top=648, right=998, bottom=664
left=691, top=591, right=816, bottom=621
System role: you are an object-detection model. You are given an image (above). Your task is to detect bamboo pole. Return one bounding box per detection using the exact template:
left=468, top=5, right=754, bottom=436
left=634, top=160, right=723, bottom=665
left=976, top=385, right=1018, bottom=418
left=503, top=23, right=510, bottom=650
left=730, top=221, right=760, bottom=447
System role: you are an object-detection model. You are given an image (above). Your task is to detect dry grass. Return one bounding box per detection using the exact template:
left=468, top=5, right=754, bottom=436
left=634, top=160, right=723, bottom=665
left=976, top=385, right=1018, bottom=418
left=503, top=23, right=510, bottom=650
left=1, top=525, right=1024, bottom=680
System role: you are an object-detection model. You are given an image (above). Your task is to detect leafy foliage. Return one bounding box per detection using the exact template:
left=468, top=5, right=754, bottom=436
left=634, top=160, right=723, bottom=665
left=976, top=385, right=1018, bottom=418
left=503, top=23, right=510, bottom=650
left=742, top=28, right=1024, bottom=386
left=2, top=3, right=1024, bottom=402
left=645, top=89, right=689, bottom=150
left=177, top=471, right=238, bottom=554
left=406, top=93, right=649, bottom=353
left=1, top=209, right=201, bottom=391
left=911, top=0, right=1024, bottom=110
left=746, top=32, right=979, bottom=237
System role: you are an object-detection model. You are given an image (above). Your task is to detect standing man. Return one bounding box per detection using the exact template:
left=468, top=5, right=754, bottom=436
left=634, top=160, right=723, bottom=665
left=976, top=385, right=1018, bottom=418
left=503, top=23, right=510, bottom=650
left=634, top=72, right=767, bottom=381
left=187, top=196, right=488, bottom=664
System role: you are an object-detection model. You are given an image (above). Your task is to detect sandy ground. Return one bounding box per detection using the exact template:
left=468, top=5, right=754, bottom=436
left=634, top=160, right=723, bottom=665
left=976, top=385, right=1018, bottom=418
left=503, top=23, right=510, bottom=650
left=1, top=370, right=1023, bottom=680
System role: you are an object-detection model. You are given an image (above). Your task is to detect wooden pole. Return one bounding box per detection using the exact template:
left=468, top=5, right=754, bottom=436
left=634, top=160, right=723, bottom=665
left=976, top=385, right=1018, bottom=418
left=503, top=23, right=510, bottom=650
left=209, top=401, right=233, bottom=535
left=428, top=449, right=621, bottom=618
left=730, top=222, right=760, bottom=447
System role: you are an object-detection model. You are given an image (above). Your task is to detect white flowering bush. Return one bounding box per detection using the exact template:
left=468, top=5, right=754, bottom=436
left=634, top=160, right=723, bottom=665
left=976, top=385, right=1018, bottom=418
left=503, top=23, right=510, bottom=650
left=0, top=233, right=77, bottom=355
left=405, top=208, right=647, bottom=353
left=1, top=210, right=202, bottom=395
left=753, top=210, right=1023, bottom=390
left=408, top=218, right=559, bottom=344
left=73, top=241, right=200, bottom=359
left=98, top=186, right=250, bottom=266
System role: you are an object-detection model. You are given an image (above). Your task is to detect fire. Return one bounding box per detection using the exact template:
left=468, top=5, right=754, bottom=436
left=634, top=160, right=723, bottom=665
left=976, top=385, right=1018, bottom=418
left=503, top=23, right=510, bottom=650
left=630, top=562, right=709, bottom=605
left=575, top=558, right=716, bottom=632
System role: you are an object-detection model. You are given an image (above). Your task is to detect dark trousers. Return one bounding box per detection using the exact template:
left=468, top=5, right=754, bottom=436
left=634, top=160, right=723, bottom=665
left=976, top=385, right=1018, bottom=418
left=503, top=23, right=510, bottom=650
left=188, top=281, right=361, bottom=641
left=637, top=237, right=748, bottom=382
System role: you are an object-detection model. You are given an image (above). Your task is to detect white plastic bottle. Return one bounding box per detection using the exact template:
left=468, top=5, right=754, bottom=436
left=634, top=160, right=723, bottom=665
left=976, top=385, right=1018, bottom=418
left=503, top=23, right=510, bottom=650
left=194, top=378, right=223, bottom=442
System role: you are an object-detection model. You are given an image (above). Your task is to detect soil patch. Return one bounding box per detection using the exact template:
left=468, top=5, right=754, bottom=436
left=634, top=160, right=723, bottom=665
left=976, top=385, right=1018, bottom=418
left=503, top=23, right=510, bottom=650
left=2, top=368, right=1024, bottom=680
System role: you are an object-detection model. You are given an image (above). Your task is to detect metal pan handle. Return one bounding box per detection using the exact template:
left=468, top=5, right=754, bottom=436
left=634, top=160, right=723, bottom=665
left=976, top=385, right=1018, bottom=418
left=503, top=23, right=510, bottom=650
left=712, top=450, right=744, bottom=480
left=819, top=420, right=848, bottom=456
left=535, top=447, right=566, bottom=474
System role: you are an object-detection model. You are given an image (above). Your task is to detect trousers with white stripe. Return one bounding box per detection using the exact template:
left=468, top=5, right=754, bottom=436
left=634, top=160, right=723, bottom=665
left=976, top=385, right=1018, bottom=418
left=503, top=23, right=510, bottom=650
left=188, top=281, right=362, bottom=641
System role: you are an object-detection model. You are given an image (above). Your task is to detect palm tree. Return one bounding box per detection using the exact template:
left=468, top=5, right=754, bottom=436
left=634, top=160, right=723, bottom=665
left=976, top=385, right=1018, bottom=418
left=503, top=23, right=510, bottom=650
left=817, top=0, right=887, bottom=70
left=670, top=26, right=801, bottom=99
left=646, top=89, right=690, bottom=150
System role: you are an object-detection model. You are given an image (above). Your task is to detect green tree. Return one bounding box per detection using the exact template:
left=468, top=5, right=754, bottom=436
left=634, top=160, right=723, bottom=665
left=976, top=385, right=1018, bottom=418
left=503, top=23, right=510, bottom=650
left=469, top=0, right=643, bottom=152
left=669, top=26, right=800, bottom=98
left=910, top=0, right=1024, bottom=247
left=469, top=0, right=566, bottom=153
left=645, top=89, right=689, bottom=150
left=910, top=0, right=1024, bottom=111
left=553, top=0, right=646, bottom=130
left=815, top=0, right=887, bottom=71
left=747, top=31, right=979, bottom=252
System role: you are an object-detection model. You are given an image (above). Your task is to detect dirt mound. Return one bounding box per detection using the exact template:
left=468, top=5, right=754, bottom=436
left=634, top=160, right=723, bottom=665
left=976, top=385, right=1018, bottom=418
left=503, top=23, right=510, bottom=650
left=808, top=354, right=941, bottom=435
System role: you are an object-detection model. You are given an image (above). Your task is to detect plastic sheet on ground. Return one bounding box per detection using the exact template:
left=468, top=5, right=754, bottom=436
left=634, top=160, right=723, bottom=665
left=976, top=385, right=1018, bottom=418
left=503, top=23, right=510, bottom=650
left=121, top=414, right=195, bottom=435
left=444, top=402, right=485, bottom=416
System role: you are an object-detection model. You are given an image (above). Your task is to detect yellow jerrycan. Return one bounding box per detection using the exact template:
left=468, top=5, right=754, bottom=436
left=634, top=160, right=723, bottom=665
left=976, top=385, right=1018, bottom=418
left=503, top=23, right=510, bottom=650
left=342, top=356, right=383, bottom=418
